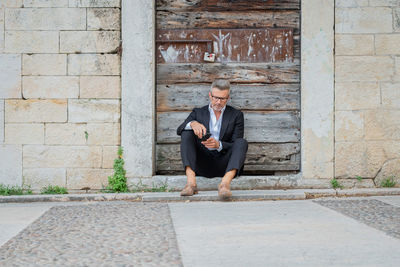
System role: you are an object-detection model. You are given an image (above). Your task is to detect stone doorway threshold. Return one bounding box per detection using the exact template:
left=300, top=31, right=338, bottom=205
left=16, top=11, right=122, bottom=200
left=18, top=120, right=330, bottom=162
left=128, top=174, right=375, bottom=191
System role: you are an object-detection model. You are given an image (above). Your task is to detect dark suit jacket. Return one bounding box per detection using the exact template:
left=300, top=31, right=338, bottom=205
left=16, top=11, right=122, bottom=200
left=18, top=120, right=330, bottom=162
left=176, top=105, right=245, bottom=152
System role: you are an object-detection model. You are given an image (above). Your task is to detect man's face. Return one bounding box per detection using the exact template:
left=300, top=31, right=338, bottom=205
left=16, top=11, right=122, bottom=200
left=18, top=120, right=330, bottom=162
left=209, top=88, right=230, bottom=112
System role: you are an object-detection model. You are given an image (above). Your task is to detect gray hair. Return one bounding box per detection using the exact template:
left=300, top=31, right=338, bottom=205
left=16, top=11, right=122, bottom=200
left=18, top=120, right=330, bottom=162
left=210, top=79, right=230, bottom=91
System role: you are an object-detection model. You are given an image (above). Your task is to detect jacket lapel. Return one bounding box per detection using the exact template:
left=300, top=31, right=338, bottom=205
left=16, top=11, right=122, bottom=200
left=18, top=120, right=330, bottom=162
left=219, top=106, right=232, bottom=140
left=202, top=105, right=210, bottom=132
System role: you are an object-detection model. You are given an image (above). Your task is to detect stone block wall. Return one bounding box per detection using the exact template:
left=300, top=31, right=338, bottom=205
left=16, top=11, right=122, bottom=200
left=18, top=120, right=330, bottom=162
left=0, top=0, right=121, bottom=190
left=335, top=0, right=400, bottom=186
left=1, top=0, right=399, bottom=190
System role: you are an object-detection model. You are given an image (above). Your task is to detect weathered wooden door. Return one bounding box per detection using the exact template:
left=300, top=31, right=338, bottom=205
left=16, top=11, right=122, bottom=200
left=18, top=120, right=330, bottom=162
left=156, top=0, right=300, bottom=175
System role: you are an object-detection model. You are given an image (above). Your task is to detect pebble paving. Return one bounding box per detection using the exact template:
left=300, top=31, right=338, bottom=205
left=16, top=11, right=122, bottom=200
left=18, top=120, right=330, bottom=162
left=0, top=202, right=182, bottom=267
left=314, top=198, right=400, bottom=239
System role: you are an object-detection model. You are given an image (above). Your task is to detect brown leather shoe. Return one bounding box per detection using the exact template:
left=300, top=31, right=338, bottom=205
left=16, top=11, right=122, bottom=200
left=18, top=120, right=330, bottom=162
left=180, top=184, right=198, bottom=196
left=218, top=184, right=232, bottom=199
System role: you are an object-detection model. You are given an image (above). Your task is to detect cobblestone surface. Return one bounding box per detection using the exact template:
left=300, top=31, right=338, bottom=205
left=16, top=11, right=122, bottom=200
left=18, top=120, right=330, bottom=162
left=0, top=202, right=182, bottom=266
left=314, top=198, right=400, bottom=239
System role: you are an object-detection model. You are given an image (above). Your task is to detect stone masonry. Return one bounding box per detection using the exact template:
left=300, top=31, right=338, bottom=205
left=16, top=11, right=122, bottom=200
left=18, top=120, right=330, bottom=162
left=335, top=0, right=400, bottom=186
left=0, top=0, right=121, bottom=190
left=0, top=0, right=399, bottom=190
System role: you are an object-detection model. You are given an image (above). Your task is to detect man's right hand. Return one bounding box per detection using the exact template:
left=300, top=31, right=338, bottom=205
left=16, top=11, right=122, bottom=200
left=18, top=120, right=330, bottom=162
left=190, top=121, right=207, bottom=139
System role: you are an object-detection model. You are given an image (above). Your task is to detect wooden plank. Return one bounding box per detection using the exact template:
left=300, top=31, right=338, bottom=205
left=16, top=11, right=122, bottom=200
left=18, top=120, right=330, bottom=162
left=156, top=34, right=300, bottom=63
left=157, top=10, right=300, bottom=34
left=157, top=83, right=300, bottom=111
left=157, top=0, right=301, bottom=11
left=156, top=28, right=294, bottom=63
left=156, top=143, right=300, bottom=173
left=156, top=0, right=302, bottom=175
left=157, top=111, right=300, bottom=143
left=157, top=61, right=300, bottom=84
left=244, top=142, right=300, bottom=171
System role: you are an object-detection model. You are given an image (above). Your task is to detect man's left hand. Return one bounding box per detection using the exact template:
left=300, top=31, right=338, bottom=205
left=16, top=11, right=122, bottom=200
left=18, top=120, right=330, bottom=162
left=201, top=137, right=220, bottom=149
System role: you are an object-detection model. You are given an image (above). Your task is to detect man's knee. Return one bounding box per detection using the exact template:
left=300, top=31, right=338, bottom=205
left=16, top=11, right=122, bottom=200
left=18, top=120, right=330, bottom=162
left=181, top=130, right=196, bottom=142
left=233, top=138, right=248, bottom=151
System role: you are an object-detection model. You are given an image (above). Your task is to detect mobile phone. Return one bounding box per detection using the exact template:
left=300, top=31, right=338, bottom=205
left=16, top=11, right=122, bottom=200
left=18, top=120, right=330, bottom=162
left=200, top=132, right=211, bottom=141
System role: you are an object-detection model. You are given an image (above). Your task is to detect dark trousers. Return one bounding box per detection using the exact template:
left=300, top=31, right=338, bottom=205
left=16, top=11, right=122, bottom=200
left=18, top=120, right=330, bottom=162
left=180, top=130, right=248, bottom=178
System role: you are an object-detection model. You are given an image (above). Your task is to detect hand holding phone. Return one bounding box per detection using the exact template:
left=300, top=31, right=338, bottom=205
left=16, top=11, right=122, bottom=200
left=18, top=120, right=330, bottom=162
left=201, top=134, right=220, bottom=149
left=200, top=132, right=211, bottom=141
left=190, top=121, right=207, bottom=139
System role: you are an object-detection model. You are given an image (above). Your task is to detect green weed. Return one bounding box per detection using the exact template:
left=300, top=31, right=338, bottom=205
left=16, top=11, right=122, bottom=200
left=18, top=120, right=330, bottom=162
left=0, top=183, right=32, bottom=196
left=41, top=185, right=68, bottom=194
left=106, top=146, right=128, bottom=192
left=331, top=178, right=344, bottom=189
left=380, top=177, right=397, bottom=188
left=130, top=179, right=170, bottom=193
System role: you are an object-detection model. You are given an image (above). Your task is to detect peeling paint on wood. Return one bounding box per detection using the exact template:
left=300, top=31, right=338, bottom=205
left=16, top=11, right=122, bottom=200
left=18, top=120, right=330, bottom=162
left=157, top=28, right=293, bottom=63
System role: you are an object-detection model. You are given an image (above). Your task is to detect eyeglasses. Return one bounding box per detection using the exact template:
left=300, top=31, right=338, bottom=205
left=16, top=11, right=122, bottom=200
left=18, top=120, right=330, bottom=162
left=210, top=93, right=229, bottom=102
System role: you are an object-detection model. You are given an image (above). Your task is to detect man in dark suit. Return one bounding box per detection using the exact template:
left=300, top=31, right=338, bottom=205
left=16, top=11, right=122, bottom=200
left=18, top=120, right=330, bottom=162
left=176, top=79, right=248, bottom=199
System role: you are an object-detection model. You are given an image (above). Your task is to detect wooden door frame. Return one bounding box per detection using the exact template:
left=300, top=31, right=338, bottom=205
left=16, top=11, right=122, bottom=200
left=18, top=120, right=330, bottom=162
left=121, top=0, right=335, bottom=180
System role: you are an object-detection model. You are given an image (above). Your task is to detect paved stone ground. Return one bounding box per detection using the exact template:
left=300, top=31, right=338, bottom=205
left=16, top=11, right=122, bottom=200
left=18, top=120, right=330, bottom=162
left=1, top=197, right=400, bottom=266
left=0, top=202, right=182, bottom=266
left=314, top=198, right=400, bottom=239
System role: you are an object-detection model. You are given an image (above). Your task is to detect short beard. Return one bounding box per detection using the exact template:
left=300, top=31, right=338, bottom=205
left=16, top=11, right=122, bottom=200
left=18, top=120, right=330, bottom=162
left=211, top=103, right=224, bottom=112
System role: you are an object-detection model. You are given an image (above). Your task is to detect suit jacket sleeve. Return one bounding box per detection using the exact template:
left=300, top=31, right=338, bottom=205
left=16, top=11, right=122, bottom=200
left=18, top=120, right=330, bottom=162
left=221, top=110, right=244, bottom=151
left=177, top=109, right=197, bottom=136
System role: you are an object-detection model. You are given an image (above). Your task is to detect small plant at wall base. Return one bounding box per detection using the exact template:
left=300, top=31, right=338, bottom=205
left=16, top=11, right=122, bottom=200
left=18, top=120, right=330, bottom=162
left=0, top=184, right=32, bottom=196
left=41, top=185, right=68, bottom=195
left=130, top=179, right=170, bottom=193
left=106, top=146, right=128, bottom=192
left=380, top=177, right=397, bottom=188
left=356, top=176, right=363, bottom=182
left=330, top=178, right=344, bottom=189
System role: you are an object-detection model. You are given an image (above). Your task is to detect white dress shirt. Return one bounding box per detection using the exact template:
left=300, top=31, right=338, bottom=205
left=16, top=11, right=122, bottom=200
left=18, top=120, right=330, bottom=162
left=185, top=104, right=226, bottom=152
